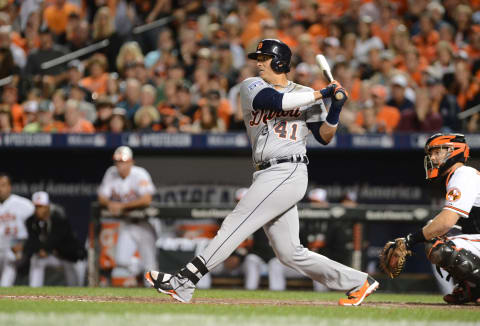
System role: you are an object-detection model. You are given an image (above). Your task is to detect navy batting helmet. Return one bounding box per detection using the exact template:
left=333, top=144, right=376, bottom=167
left=247, top=39, right=292, bottom=73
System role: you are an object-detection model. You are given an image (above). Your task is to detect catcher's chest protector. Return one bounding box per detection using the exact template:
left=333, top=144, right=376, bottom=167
left=426, top=238, right=480, bottom=285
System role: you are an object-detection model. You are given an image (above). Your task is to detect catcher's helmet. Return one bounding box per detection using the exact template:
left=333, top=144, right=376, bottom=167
left=247, top=39, right=292, bottom=73
left=424, top=133, right=469, bottom=179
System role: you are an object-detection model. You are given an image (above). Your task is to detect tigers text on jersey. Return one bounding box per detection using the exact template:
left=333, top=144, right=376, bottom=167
left=0, top=194, right=35, bottom=249
left=444, top=166, right=480, bottom=217
left=98, top=166, right=155, bottom=202
left=240, top=77, right=328, bottom=164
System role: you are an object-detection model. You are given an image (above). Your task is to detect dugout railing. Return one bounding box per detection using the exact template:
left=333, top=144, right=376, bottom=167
left=88, top=202, right=436, bottom=288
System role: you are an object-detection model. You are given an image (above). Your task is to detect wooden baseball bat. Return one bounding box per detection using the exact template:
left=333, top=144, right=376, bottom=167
left=315, top=54, right=345, bottom=100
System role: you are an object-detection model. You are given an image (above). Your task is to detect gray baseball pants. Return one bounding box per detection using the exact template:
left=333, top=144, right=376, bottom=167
left=201, top=162, right=368, bottom=291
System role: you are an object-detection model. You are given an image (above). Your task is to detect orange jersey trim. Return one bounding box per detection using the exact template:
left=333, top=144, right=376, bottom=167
left=444, top=205, right=469, bottom=216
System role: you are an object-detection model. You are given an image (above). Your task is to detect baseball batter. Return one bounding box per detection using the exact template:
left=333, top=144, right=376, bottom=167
left=98, top=146, right=157, bottom=285
left=382, top=133, right=480, bottom=304
left=0, top=173, right=35, bottom=286
left=146, top=39, right=378, bottom=305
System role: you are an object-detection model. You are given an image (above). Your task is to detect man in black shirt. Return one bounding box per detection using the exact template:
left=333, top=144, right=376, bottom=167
left=24, top=191, right=86, bottom=287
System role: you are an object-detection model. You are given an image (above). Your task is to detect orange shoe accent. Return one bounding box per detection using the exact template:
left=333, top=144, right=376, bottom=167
left=338, top=278, right=379, bottom=306
left=144, top=272, right=154, bottom=287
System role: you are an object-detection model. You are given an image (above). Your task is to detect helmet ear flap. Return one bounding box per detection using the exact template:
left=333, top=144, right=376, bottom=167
left=270, top=57, right=289, bottom=73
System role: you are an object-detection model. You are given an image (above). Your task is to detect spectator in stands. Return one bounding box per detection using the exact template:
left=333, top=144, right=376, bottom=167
left=453, top=4, right=472, bottom=49
left=140, top=84, right=157, bottom=108
left=352, top=85, right=400, bottom=134
left=403, top=45, right=428, bottom=87
left=64, top=99, right=95, bottom=133
left=24, top=27, right=68, bottom=77
left=106, top=73, right=121, bottom=104
left=23, top=100, right=65, bottom=133
left=396, top=88, right=443, bottom=133
left=63, top=60, right=88, bottom=96
left=0, top=25, right=26, bottom=70
left=191, top=90, right=229, bottom=133
left=412, top=13, right=440, bottom=63
left=116, top=42, right=144, bottom=77
left=108, top=107, right=130, bottom=133
left=190, top=106, right=226, bottom=134
left=80, top=54, right=109, bottom=96
left=144, top=28, right=176, bottom=69
left=354, top=15, right=384, bottom=64
left=134, top=105, right=160, bottom=132
left=64, top=18, right=91, bottom=57
left=1, top=84, right=24, bottom=131
left=51, top=89, right=66, bottom=122
left=117, top=78, right=142, bottom=121
left=23, top=10, right=41, bottom=54
left=91, top=6, right=124, bottom=73
left=94, top=96, right=114, bottom=132
left=387, top=74, right=415, bottom=112
left=427, top=75, right=461, bottom=132
left=430, top=41, right=456, bottom=78
left=23, top=101, right=38, bottom=126
left=24, top=191, right=86, bottom=287
left=0, top=48, right=16, bottom=81
left=43, top=0, right=81, bottom=38
left=0, top=105, right=14, bottom=133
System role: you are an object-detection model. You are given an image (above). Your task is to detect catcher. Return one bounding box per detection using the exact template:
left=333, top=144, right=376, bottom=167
left=380, top=133, right=480, bottom=304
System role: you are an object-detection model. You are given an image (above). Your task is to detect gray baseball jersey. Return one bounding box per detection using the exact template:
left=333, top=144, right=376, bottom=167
left=200, top=77, right=368, bottom=292
left=240, top=77, right=327, bottom=163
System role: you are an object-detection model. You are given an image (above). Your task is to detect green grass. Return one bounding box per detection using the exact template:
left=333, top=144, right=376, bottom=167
left=0, top=287, right=478, bottom=326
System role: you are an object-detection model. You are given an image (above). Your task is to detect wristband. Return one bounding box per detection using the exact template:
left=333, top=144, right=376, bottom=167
left=326, top=99, right=342, bottom=125
left=405, top=230, right=426, bottom=249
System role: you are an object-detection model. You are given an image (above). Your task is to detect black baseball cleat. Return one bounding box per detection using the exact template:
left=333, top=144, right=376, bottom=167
left=145, top=270, right=195, bottom=303
left=443, top=282, right=480, bottom=305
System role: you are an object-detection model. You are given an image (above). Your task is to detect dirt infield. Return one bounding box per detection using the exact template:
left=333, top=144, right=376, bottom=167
left=1, top=294, right=478, bottom=309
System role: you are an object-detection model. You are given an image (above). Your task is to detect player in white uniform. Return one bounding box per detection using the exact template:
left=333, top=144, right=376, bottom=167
left=146, top=39, right=379, bottom=306
left=385, top=133, right=480, bottom=304
left=0, top=173, right=35, bottom=286
left=98, top=146, right=157, bottom=285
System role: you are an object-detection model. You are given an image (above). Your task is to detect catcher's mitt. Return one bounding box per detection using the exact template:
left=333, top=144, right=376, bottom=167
left=379, top=238, right=412, bottom=278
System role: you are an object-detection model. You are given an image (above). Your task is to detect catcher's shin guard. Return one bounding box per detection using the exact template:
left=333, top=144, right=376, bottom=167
left=425, top=238, right=480, bottom=284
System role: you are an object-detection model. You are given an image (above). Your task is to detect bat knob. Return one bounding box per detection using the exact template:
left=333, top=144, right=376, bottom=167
left=335, top=91, right=345, bottom=100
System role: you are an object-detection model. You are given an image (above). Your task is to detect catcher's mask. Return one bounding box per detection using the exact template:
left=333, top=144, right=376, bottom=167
left=247, top=39, right=292, bottom=73
left=424, top=133, right=469, bottom=180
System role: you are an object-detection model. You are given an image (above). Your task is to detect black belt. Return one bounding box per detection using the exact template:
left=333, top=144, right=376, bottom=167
left=256, top=154, right=309, bottom=171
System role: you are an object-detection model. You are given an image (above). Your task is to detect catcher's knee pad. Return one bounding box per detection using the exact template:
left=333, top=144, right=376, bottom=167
left=426, top=238, right=480, bottom=284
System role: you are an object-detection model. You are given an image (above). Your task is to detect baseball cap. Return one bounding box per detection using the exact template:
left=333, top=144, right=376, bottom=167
left=24, top=101, right=38, bottom=113
left=324, top=37, right=340, bottom=48
left=32, top=191, right=49, bottom=206
left=95, top=96, right=114, bottom=109
left=67, top=59, right=85, bottom=74
left=308, top=188, right=327, bottom=203
left=112, top=107, right=127, bottom=116
left=113, top=146, right=133, bottom=162
left=391, top=74, right=407, bottom=88
left=38, top=100, right=54, bottom=112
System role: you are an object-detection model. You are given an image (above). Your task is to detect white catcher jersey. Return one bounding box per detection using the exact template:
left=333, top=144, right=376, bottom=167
left=444, top=166, right=480, bottom=217
left=240, top=77, right=328, bottom=163
left=98, top=166, right=155, bottom=202
left=0, top=194, right=35, bottom=249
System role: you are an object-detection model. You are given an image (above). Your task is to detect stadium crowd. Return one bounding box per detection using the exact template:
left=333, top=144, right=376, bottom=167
left=0, top=0, right=479, bottom=134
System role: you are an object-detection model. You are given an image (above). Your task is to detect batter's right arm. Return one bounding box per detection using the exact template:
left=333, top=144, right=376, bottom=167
left=253, top=85, right=336, bottom=112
